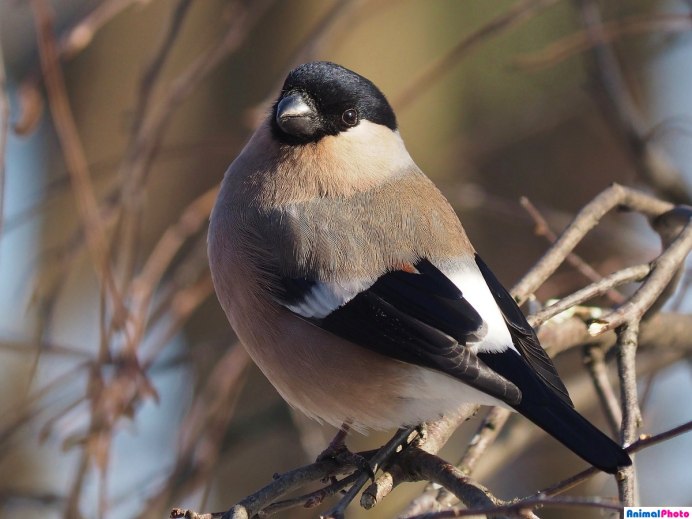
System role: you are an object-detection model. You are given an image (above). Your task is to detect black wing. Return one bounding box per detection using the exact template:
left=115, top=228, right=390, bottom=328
left=274, top=259, right=522, bottom=406
left=474, top=254, right=573, bottom=407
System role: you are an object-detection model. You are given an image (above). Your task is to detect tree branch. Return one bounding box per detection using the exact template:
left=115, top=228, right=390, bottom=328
left=616, top=321, right=641, bottom=506
left=513, top=183, right=673, bottom=303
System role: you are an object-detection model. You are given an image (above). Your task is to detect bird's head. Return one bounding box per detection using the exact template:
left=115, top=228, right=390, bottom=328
left=271, top=61, right=397, bottom=145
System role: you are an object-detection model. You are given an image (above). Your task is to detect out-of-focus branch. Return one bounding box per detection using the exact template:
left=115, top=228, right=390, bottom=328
left=59, top=0, right=154, bottom=59
left=574, top=0, right=692, bottom=205
left=115, top=0, right=274, bottom=285
left=393, top=0, right=560, bottom=110
left=130, top=0, right=194, bottom=135
left=127, top=186, right=218, bottom=355
left=515, top=12, right=692, bottom=71
left=29, top=0, right=122, bottom=316
left=139, top=346, right=250, bottom=519
left=12, top=0, right=154, bottom=137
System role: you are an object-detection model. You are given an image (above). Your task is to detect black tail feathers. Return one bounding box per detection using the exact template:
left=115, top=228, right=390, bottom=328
left=516, top=395, right=631, bottom=474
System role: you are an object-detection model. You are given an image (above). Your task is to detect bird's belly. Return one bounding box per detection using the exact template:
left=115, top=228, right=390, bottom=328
left=226, top=289, right=508, bottom=431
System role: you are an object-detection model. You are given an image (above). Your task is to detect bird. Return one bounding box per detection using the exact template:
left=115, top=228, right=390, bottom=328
left=208, top=60, right=631, bottom=474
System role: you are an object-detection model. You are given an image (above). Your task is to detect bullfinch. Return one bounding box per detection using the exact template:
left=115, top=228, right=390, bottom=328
left=208, top=61, right=631, bottom=473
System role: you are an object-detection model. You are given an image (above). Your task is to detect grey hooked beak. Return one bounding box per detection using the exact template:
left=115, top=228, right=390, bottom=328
left=276, top=92, right=319, bottom=137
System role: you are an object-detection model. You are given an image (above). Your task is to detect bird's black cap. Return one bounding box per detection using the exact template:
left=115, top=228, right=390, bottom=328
left=271, top=61, right=397, bottom=145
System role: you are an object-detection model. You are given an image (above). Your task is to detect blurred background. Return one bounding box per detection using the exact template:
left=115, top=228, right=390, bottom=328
left=0, top=1, right=691, bottom=518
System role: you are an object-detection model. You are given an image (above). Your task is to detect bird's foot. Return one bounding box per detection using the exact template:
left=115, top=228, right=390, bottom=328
left=411, top=423, right=428, bottom=447
left=317, top=425, right=374, bottom=481
left=317, top=443, right=375, bottom=480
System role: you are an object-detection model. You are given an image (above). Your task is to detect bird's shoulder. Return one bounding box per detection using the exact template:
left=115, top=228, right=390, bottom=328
left=258, top=171, right=471, bottom=278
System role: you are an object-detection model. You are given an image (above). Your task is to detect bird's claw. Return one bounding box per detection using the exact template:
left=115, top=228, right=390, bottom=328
left=317, top=443, right=375, bottom=481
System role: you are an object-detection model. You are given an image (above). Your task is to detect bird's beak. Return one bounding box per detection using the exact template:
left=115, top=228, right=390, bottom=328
left=276, top=92, right=319, bottom=137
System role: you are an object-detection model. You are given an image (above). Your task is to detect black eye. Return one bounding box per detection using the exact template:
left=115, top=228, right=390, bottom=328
left=341, top=109, right=358, bottom=126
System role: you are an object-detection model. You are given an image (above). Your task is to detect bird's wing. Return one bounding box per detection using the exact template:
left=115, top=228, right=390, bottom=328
left=272, top=258, right=523, bottom=406
left=473, top=255, right=573, bottom=407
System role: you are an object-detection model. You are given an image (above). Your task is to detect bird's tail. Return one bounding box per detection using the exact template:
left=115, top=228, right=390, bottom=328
left=516, top=394, right=631, bottom=474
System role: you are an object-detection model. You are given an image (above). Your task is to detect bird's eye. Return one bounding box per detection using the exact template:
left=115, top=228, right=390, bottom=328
left=341, top=109, right=358, bottom=126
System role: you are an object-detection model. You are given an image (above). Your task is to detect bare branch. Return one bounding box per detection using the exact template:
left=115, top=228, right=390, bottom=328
left=362, top=408, right=479, bottom=511
left=582, top=344, right=621, bottom=437
left=589, top=214, right=692, bottom=335
left=520, top=196, right=626, bottom=304
left=128, top=187, right=218, bottom=355
left=406, top=495, right=622, bottom=519
left=539, top=419, right=692, bottom=497
left=529, top=263, right=651, bottom=328
left=616, top=321, right=641, bottom=506
left=321, top=427, right=417, bottom=519
left=513, top=183, right=673, bottom=303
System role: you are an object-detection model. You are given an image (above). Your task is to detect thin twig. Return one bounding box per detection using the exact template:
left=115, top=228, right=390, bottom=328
left=529, top=263, right=651, bottom=327
left=407, top=495, right=622, bottom=519
left=520, top=196, right=626, bottom=304
left=221, top=460, right=358, bottom=519
left=361, top=408, right=480, bottom=511
left=538, top=419, right=692, bottom=497
left=616, top=321, right=641, bottom=507
left=513, top=183, right=673, bottom=304
left=261, top=472, right=361, bottom=516
left=428, top=407, right=511, bottom=510
left=589, top=219, right=692, bottom=335
left=582, top=344, right=622, bottom=437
